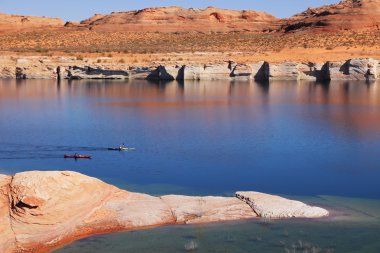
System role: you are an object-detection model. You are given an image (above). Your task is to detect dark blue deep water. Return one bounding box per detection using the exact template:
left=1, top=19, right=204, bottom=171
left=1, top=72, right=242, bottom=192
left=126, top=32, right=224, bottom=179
left=1, top=79, right=380, bottom=252
left=1, top=79, right=380, bottom=198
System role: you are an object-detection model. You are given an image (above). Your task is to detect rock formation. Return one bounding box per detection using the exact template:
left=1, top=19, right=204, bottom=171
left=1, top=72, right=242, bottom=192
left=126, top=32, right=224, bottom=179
left=236, top=192, right=329, bottom=218
left=1, top=1, right=380, bottom=34
left=280, top=0, right=380, bottom=32
left=72, top=6, right=279, bottom=33
left=0, top=171, right=328, bottom=253
left=0, top=13, right=64, bottom=33
left=0, top=56, right=379, bottom=81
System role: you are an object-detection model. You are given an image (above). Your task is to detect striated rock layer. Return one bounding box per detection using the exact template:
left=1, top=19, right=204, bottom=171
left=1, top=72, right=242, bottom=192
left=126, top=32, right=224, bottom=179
left=1, top=1, right=380, bottom=34
left=280, top=0, right=380, bottom=32
left=0, top=13, right=64, bottom=33
left=72, top=6, right=279, bottom=33
left=236, top=192, right=329, bottom=218
left=0, top=171, right=328, bottom=253
left=1, top=56, right=379, bottom=81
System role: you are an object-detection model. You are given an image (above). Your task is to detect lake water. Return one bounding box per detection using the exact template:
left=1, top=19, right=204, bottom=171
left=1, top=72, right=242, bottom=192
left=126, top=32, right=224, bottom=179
left=0, top=79, right=379, bottom=252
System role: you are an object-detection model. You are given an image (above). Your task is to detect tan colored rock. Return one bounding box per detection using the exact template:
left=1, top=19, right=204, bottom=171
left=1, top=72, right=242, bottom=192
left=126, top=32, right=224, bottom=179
left=320, top=59, right=378, bottom=81
left=91, top=192, right=176, bottom=229
left=128, top=66, right=155, bottom=79
left=75, top=6, right=278, bottom=33
left=0, top=56, right=16, bottom=79
left=231, top=64, right=253, bottom=79
left=182, top=65, right=203, bottom=80
left=1, top=55, right=380, bottom=81
left=63, top=66, right=129, bottom=79
left=0, top=67, right=14, bottom=79
left=0, top=175, right=15, bottom=253
left=269, top=62, right=300, bottom=80
left=9, top=171, right=120, bottom=251
left=298, top=62, right=327, bottom=81
left=348, top=58, right=378, bottom=80
left=161, top=195, right=257, bottom=224
left=236, top=191, right=329, bottom=219
left=326, top=61, right=350, bottom=80
left=0, top=171, right=329, bottom=252
left=183, top=64, right=232, bottom=80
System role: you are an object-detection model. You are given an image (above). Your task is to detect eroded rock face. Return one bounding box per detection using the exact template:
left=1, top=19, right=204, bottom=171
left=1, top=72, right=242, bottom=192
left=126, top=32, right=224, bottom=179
left=63, top=66, right=129, bottom=79
left=280, top=0, right=380, bottom=33
left=9, top=171, right=120, bottom=251
left=321, top=58, right=378, bottom=81
left=1, top=56, right=379, bottom=81
left=75, top=6, right=278, bottom=33
left=348, top=58, right=378, bottom=80
left=269, top=62, right=300, bottom=80
left=146, top=65, right=183, bottom=81
left=0, top=175, right=15, bottom=253
left=231, top=64, right=253, bottom=79
left=182, top=64, right=233, bottom=80
left=0, top=13, right=64, bottom=33
left=161, top=195, right=257, bottom=224
left=0, top=171, right=329, bottom=253
left=236, top=191, right=329, bottom=219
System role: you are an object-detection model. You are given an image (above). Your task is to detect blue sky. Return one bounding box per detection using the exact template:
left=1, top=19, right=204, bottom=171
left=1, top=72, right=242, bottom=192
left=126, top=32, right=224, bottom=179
left=0, top=0, right=338, bottom=21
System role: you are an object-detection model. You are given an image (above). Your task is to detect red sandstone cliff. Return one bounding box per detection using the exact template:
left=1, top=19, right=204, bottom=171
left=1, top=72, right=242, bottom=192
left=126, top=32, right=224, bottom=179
left=0, top=13, right=64, bottom=33
left=2, top=1, right=380, bottom=34
left=280, top=0, right=380, bottom=32
left=69, top=6, right=279, bottom=33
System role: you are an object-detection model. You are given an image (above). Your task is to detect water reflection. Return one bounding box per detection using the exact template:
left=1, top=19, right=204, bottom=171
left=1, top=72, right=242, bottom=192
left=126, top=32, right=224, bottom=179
left=1, top=79, right=379, bottom=138
left=0, top=79, right=380, bottom=198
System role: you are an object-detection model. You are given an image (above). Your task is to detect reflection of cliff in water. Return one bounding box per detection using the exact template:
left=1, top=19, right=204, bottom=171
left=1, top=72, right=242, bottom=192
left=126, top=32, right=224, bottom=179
left=0, top=79, right=379, bottom=137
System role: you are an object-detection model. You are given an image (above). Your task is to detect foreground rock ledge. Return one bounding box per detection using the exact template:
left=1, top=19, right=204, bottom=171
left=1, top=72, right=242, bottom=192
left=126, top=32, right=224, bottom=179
left=0, top=171, right=328, bottom=253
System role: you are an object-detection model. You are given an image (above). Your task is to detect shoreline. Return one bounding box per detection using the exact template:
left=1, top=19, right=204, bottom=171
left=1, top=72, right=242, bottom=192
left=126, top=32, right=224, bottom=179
left=0, top=55, right=379, bottom=82
left=0, top=171, right=329, bottom=253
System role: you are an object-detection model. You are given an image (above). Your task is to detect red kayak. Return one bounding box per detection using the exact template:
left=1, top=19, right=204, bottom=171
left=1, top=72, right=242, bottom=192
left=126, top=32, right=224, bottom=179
left=64, top=154, right=92, bottom=159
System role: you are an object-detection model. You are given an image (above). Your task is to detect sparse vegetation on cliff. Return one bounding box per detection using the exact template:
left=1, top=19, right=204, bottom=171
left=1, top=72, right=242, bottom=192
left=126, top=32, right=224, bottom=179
left=0, top=30, right=378, bottom=55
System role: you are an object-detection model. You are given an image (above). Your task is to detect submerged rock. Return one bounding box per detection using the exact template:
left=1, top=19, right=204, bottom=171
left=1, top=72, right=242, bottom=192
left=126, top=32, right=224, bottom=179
left=184, top=240, right=199, bottom=251
left=0, top=171, right=328, bottom=252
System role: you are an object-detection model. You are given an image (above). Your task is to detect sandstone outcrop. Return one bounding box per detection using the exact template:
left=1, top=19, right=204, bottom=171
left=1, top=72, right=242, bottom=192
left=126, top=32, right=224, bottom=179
left=146, top=65, right=183, bottom=81
left=0, top=171, right=328, bottom=253
left=280, top=0, right=380, bottom=33
left=74, top=6, right=278, bottom=33
left=161, top=195, right=257, bottom=224
left=0, top=175, right=15, bottom=253
left=1, top=56, right=379, bottom=81
left=0, top=13, right=64, bottom=33
left=1, top=1, right=380, bottom=35
left=63, top=66, right=129, bottom=79
left=236, top=192, right=329, bottom=219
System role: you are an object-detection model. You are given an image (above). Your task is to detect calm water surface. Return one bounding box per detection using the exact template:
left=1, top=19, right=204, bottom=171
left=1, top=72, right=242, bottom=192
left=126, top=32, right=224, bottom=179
left=0, top=79, right=379, bottom=252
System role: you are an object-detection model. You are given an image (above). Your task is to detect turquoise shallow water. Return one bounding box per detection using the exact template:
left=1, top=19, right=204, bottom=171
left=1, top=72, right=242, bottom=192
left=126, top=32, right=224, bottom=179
left=0, top=79, right=380, bottom=252
left=55, top=195, right=380, bottom=253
